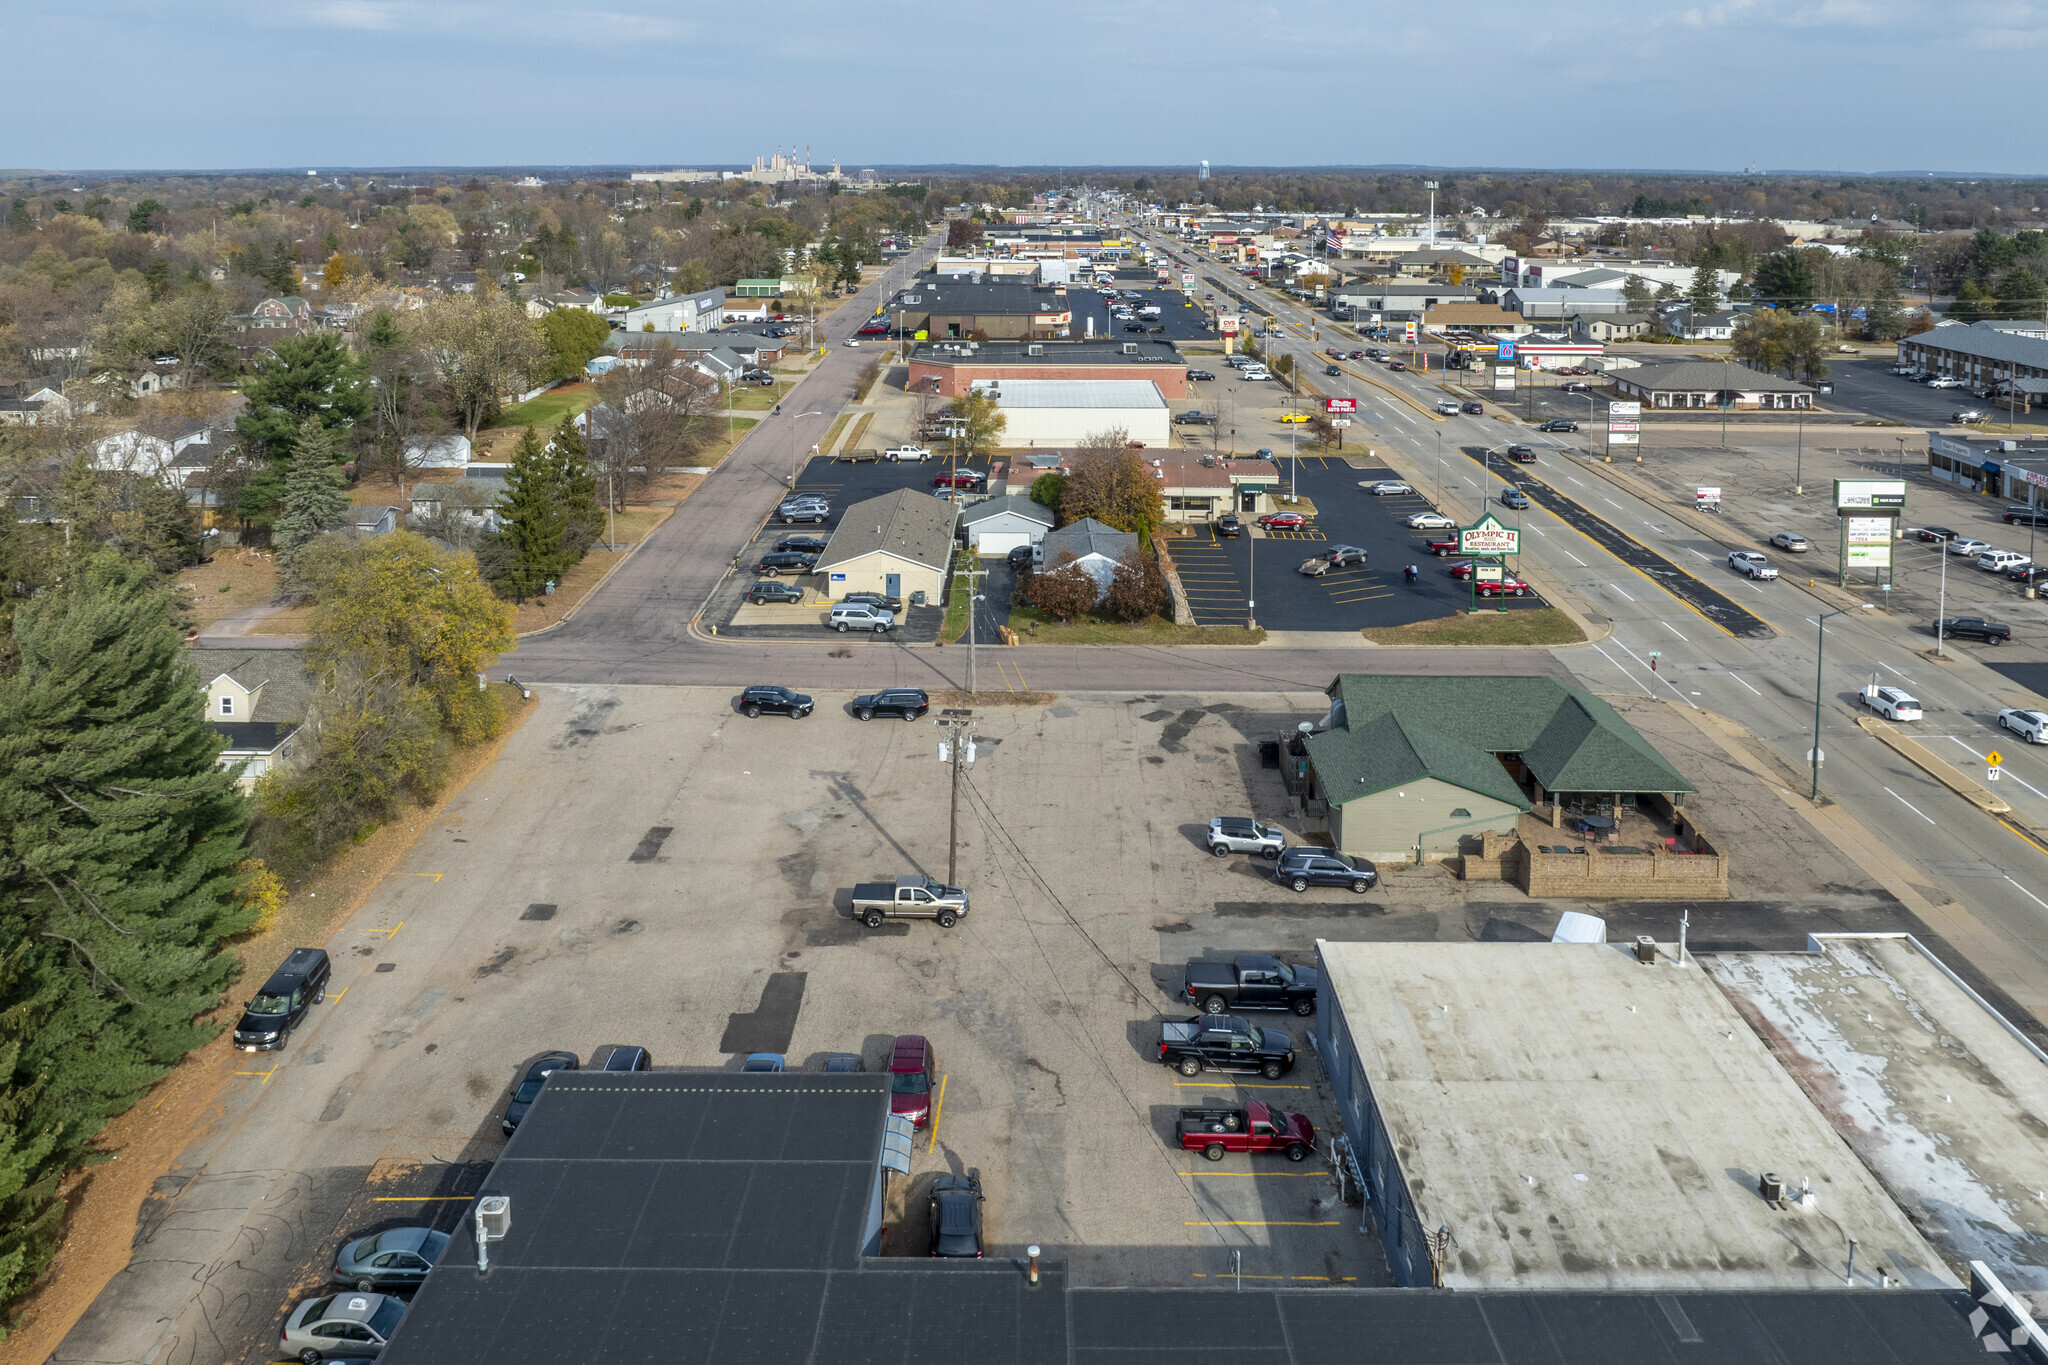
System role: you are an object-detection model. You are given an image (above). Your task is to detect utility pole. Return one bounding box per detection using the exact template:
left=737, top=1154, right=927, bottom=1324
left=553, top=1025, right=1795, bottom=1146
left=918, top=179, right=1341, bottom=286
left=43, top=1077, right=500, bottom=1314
left=958, top=563, right=988, bottom=695
left=938, top=709, right=977, bottom=885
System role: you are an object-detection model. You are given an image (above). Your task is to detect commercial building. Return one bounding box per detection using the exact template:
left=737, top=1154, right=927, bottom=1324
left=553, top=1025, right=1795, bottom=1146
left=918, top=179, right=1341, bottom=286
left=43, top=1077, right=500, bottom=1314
left=1420, top=303, right=1535, bottom=337
left=1924, top=429, right=2048, bottom=500
left=889, top=281, right=1074, bottom=341
left=1503, top=286, right=1627, bottom=319
left=907, top=339, right=1188, bottom=401
left=1898, top=320, right=2048, bottom=397
left=969, top=378, right=1171, bottom=448
left=1331, top=283, right=1480, bottom=321
left=618, top=287, right=728, bottom=333
left=814, top=488, right=957, bottom=604
left=1303, top=674, right=1694, bottom=863
left=1610, top=360, right=1815, bottom=410
left=1312, top=940, right=1956, bottom=1291
left=375, top=1068, right=1992, bottom=1365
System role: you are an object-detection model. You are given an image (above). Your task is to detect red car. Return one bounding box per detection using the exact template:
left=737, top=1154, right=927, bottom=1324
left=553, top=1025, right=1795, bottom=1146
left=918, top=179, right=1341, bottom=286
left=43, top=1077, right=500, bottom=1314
left=931, top=470, right=987, bottom=489
left=1476, top=578, right=1533, bottom=597
left=888, top=1035, right=937, bottom=1128
left=1257, top=511, right=1308, bottom=531
left=1177, top=1100, right=1315, bottom=1163
left=1447, top=560, right=1485, bottom=580
left=1426, top=537, right=1461, bottom=557
left=1348, top=350, right=1365, bottom=360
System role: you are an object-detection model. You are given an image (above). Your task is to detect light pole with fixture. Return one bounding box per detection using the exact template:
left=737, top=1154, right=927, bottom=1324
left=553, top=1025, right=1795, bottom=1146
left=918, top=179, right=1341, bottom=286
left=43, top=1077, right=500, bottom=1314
left=1811, top=603, right=1876, bottom=800
left=790, top=409, right=822, bottom=486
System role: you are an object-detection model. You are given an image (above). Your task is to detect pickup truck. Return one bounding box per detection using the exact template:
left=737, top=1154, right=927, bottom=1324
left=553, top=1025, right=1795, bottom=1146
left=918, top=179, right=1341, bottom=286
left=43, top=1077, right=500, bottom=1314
left=1174, top=411, right=1219, bottom=426
left=1426, top=536, right=1461, bottom=558
left=1157, top=1015, right=1296, bottom=1079
left=1181, top=953, right=1319, bottom=1016
left=1177, top=1100, right=1315, bottom=1163
left=850, top=875, right=969, bottom=928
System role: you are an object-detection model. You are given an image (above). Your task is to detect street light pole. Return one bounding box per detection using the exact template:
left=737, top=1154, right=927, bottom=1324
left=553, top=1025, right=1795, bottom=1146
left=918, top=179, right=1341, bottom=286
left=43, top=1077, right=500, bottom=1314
left=1811, top=603, right=1876, bottom=800
left=1794, top=409, right=1806, bottom=496
left=791, top=409, right=822, bottom=486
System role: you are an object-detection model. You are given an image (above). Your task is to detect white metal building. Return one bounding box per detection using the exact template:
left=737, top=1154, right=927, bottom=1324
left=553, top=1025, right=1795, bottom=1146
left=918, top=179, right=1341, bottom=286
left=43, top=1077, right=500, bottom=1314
left=968, top=378, right=1171, bottom=448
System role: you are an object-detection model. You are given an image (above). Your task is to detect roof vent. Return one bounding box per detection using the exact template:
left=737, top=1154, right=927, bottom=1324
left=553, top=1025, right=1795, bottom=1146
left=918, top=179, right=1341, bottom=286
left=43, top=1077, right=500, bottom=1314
left=475, top=1195, right=511, bottom=1271
left=1123, top=343, right=1138, bottom=354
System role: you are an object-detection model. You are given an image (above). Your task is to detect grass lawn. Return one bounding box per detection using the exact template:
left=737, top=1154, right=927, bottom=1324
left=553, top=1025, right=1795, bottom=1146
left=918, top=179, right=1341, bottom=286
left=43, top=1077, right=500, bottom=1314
left=941, top=568, right=974, bottom=642
left=1359, top=608, right=1586, bottom=647
left=493, top=384, right=598, bottom=432
left=1007, top=605, right=1265, bottom=646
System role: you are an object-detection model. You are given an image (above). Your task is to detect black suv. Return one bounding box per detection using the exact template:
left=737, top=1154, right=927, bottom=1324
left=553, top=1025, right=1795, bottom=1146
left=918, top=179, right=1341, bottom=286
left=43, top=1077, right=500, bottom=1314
left=775, top=535, right=828, bottom=554
left=755, top=552, right=818, bottom=577
left=1933, top=616, right=2013, bottom=643
left=1274, top=848, right=1377, bottom=894
left=233, top=948, right=332, bottom=1051
left=1007, top=544, right=1034, bottom=570
left=747, top=580, right=805, bottom=605
left=852, top=688, right=929, bottom=722
left=1186, top=368, right=1215, bottom=382
left=841, top=591, right=904, bottom=614
left=739, top=685, right=814, bottom=718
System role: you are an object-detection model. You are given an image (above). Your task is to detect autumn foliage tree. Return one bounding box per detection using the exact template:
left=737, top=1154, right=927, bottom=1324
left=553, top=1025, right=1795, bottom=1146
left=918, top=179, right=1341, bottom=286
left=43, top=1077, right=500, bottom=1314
left=1058, top=430, right=1165, bottom=538
left=1018, top=550, right=1097, bottom=621
left=1104, top=547, right=1168, bottom=622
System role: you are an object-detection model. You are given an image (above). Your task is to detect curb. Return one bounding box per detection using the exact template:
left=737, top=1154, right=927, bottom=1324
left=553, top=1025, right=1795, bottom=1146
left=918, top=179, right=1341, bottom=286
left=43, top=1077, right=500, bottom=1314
left=1855, top=716, right=2011, bottom=814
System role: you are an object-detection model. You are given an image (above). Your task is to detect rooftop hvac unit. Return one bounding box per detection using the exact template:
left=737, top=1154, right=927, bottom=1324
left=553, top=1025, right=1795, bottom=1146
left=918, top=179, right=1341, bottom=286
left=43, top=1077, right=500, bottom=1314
left=475, top=1194, right=511, bottom=1271
left=1027, top=344, right=1044, bottom=356
left=1122, top=343, right=1138, bottom=354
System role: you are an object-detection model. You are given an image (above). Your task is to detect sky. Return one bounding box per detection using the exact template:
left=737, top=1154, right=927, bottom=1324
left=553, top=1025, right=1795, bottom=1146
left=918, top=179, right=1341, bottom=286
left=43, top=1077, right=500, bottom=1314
left=5, top=0, right=2048, bottom=175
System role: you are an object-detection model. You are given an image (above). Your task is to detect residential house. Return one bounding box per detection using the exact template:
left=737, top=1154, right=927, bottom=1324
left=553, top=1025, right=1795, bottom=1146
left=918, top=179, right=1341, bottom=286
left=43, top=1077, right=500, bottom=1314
left=1675, top=309, right=1742, bottom=341
left=231, top=296, right=317, bottom=359
left=958, top=497, right=1054, bottom=556
left=349, top=505, right=401, bottom=536
left=0, top=378, right=72, bottom=426
left=187, top=647, right=316, bottom=790
left=408, top=465, right=507, bottom=533
left=404, top=435, right=473, bottom=468
left=814, top=488, right=958, bottom=604
left=1035, top=516, right=1136, bottom=599
left=1572, top=313, right=1654, bottom=343
left=524, top=286, right=603, bottom=320
left=92, top=419, right=220, bottom=483
left=1610, top=360, right=1815, bottom=410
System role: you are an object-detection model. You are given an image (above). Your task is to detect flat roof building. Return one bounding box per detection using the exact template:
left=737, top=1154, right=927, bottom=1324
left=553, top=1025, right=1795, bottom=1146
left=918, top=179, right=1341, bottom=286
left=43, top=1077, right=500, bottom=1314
left=1312, top=939, right=1957, bottom=1292
left=891, top=281, right=1075, bottom=341
left=969, top=378, right=1171, bottom=448
left=907, top=338, right=1187, bottom=401
left=1611, top=360, right=1815, bottom=410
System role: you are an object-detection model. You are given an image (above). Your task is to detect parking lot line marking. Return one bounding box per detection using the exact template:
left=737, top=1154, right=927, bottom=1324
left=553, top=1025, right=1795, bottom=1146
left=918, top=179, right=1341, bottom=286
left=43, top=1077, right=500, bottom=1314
left=410, top=872, right=444, bottom=883
left=232, top=1065, right=280, bottom=1085
left=326, top=987, right=349, bottom=1001
left=367, top=922, right=405, bottom=939
left=1882, top=786, right=1936, bottom=824
left=1171, top=1082, right=1311, bottom=1089
left=1186, top=1220, right=1342, bottom=1227
left=927, top=1073, right=948, bottom=1153
left=373, top=1195, right=476, bottom=1202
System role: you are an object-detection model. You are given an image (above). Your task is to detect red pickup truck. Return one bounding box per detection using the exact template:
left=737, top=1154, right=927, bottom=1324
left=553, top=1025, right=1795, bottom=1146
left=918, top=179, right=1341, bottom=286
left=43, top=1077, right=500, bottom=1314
left=1426, top=537, right=1460, bottom=557
left=1176, top=1100, right=1315, bottom=1162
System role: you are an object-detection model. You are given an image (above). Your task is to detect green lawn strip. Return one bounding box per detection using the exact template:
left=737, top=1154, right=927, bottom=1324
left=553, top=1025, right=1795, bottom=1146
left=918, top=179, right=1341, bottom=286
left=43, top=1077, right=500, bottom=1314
left=940, top=567, right=975, bottom=642
left=1007, top=605, right=1264, bottom=645
left=1359, top=608, right=1586, bottom=646
left=493, top=386, right=597, bottom=430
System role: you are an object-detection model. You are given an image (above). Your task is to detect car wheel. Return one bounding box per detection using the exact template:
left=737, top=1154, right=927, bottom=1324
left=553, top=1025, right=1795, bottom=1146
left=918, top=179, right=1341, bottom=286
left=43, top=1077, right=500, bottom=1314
left=302, top=1351, right=324, bottom=1365
left=746, top=705, right=761, bottom=718
left=858, top=708, right=874, bottom=722
left=1211, top=844, right=1231, bottom=858
left=357, top=1277, right=378, bottom=1292
left=1292, top=997, right=1315, bottom=1017
left=1178, top=1055, right=1203, bottom=1077
left=1261, top=845, right=1281, bottom=860
left=837, top=622, right=849, bottom=633
left=1262, top=1060, right=1284, bottom=1080
left=1285, top=1143, right=1307, bottom=1162
left=1203, top=994, right=1228, bottom=1015
left=763, top=567, right=778, bottom=577
left=2000, top=716, right=2011, bottom=731
left=901, top=709, right=917, bottom=721
left=1352, top=879, right=1371, bottom=894
left=1290, top=877, right=1309, bottom=893
left=1204, top=1142, right=1227, bottom=1162
left=874, top=624, right=887, bottom=634
left=313, top=986, right=326, bottom=1004
left=1516, top=587, right=1529, bottom=597
left=862, top=910, right=885, bottom=928
left=1995, top=635, right=2005, bottom=645
left=936, top=910, right=958, bottom=928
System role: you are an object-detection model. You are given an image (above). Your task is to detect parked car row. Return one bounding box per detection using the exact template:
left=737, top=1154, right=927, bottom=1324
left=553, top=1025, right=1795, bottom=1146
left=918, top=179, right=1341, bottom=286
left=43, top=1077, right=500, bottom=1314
left=1205, top=813, right=1378, bottom=892
left=738, top=685, right=931, bottom=720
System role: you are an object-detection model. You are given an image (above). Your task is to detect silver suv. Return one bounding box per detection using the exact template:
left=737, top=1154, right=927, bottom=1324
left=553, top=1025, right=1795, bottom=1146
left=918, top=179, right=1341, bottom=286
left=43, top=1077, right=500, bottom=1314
left=829, top=603, right=895, bottom=634
left=1207, top=816, right=1286, bottom=859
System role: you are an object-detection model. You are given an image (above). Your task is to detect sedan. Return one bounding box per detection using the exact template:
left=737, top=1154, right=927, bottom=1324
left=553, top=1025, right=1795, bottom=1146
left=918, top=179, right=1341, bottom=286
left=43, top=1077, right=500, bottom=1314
left=746, top=581, right=805, bottom=605
left=1387, top=361, right=1408, bottom=371
left=929, top=1173, right=986, bottom=1257
left=503, top=1051, right=578, bottom=1134
left=740, top=1053, right=786, bottom=1072
left=1462, top=401, right=1486, bottom=414
left=1278, top=412, right=1310, bottom=424
left=852, top=687, right=929, bottom=722
left=1728, top=551, right=1778, bottom=580
left=1559, top=381, right=1592, bottom=394
left=1997, top=708, right=2048, bottom=743
left=1275, top=847, right=1377, bottom=894
left=1406, top=511, right=1456, bottom=530
left=1325, top=544, right=1368, bottom=567
left=1916, top=526, right=1958, bottom=542
left=333, top=1228, right=450, bottom=1293
left=1949, top=538, right=1992, bottom=557
left=1537, top=419, right=1578, bottom=433
left=1366, top=480, right=1412, bottom=495
left=281, top=1294, right=405, bottom=1365
left=774, top=535, right=827, bottom=554
left=841, top=591, right=904, bottom=614
left=1499, top=488, right=1529, bottom=510
left=841, top=337, right=860, bottom=347
left=1475, top=577, right=1533, bottom=597
left=1324, top=364, right=1343, bottom=376
left=1769, top=532, right=1810, bottom=553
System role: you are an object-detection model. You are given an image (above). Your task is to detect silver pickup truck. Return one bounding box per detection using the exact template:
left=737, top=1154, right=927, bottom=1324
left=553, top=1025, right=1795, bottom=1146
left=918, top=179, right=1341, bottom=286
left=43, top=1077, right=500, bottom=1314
left=850, top=875, right=969, bottom=929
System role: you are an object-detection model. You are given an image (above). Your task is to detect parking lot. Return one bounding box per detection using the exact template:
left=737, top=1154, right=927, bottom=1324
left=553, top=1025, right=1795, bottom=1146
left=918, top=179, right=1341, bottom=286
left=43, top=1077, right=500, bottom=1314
left=165, top=687, right=1400, bottom=1364
left=1069, top=284, right=1214, bottom=344
left=1168, top=455, right=1550, bottom=631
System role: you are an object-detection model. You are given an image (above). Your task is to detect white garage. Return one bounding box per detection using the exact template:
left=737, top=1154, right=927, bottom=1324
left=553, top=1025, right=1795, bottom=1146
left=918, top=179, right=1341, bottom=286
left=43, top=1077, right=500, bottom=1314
left=969, top=378, right=1172, bottom=448
left=958, top=497, right=1054, bottom=556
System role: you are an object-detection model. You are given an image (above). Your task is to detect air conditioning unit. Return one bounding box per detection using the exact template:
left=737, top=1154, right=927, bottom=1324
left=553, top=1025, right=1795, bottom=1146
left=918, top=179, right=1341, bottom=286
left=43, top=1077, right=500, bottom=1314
left=1123, top=343, right=1138, bottom=354
left=1027, top=344, right=1044, bottom=356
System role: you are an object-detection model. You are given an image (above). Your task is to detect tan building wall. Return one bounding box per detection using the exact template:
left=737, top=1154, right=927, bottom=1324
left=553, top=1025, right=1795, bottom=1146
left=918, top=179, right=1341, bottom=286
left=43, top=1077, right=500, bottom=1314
left=907, top=360, right=1189, bottom=401
left=1328, top=777, right=1524, bottom=863
left=821, top=549, right=947, bottom=604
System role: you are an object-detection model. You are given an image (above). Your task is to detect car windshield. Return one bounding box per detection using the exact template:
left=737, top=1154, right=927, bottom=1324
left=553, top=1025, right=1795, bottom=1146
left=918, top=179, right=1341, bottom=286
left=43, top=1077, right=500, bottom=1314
left=891, top=1071, right=930, bottom=1095
left=248, top=992, right=291, bottom=1015
left=369, top=1299, right=404, bottom=1339
left=513, top=1078, right=545, bottom=1104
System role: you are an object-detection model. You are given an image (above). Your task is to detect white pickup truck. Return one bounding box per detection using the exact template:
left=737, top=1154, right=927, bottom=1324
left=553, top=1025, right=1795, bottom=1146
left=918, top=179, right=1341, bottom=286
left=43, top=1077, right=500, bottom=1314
left=1728, top=551, right=1778, bottom=580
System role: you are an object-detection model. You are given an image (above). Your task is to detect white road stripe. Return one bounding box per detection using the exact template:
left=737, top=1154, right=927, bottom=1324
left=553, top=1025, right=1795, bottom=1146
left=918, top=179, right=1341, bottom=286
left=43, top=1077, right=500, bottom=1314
left=1883, top=786, right=1936, bottom=824
left=1944, top=736, right=2048, bottom=800
left=1686, top=548, right=1711, bottom=560
left=1880, top=662, right=1918, bottom=684
left=1590, top=642, right=1656, bottom=697
left=1662, top=622, right=1688, bottom=640
left=1562, top=549, right=1587, bottom=566
left=1729, top=672, right=1763, bottom=696
left=1610, top=583, right=1635, bottom=601
left=2006, top=875, right=2048, bottom=912
left=1609, top=635, right=1699, bottom=710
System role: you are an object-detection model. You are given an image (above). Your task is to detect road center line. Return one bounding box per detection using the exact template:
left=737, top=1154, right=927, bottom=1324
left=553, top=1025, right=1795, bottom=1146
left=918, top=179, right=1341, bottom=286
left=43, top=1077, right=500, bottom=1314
left=1883, top=786, right=1937, bottom=824
left=1880, top=662, right=1919, bottom=684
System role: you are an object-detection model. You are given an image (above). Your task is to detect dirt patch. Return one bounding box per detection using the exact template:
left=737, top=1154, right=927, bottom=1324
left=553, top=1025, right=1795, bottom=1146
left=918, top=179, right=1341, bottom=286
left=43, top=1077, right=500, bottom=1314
left=176, top=549, right=280, bottom=632
left=929, top=689, right=1058, bottom=708
left=0, top=688, right=538, bottom=1363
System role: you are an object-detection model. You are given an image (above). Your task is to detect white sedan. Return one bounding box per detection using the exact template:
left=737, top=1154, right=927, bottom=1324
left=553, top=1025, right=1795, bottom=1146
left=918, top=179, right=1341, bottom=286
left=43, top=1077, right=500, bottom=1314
left=1998, top=709, right=2048, bottom=743
left=842, top=338, right=861, bottom=347
left=1728, top=551, right=1778, bottom=580
left=1406, top=511, right=1457, bottom=529
left=1366, top=480, right=1413, bottom=496
left=1861, top=686, right=1923, bottom=721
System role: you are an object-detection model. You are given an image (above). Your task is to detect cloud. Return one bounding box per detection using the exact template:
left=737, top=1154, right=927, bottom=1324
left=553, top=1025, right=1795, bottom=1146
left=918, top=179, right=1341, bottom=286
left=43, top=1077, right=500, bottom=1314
left=299, top=1, right=403, bottom=28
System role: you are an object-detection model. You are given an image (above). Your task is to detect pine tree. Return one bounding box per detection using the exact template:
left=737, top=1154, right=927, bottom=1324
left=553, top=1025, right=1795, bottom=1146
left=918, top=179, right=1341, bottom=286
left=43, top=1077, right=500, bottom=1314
left=550, top=417, right=602, bottom=554
left=273, top=421, right=351, bottom=591
left=1686, top=262, right=1721, bottom=316
left=131, top=477, right=204, bottom=574
left=488, top=426, right=566, bottom=600
left=0, top=554, right=252, bottom=1310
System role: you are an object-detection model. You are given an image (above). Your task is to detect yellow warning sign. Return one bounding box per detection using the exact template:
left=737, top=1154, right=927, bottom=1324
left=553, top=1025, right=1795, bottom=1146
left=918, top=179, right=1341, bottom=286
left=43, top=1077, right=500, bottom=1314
left=1988, top=751, right=2005, bottom=767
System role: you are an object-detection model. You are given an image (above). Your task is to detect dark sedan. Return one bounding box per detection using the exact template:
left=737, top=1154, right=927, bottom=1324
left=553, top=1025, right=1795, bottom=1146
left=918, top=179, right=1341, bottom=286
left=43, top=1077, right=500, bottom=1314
left=841, top=591, right=904, bottom=614
left=334, top=1227, right=451, bottom=1292
left=740, top=685, right=813, bottom=718
left=1462, top=401, right=1485, bottom=414
left=503, top=1051, right=578, bottom=1134
left=929, top=1173, right=985, bottom=1257
left=1537, top=418, right=1578, bottom=433
left=1916, top=526, right=1957, bottom=543
left=852, top=688, right=929, bottom=722
left=1325, top=544, right=1368, bottom=567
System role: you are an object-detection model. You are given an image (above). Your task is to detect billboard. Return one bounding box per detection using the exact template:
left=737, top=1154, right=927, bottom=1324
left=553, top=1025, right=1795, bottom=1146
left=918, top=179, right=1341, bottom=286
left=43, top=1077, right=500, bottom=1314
left=1458, top=514, right=1521, bottom=557
left=1324, top=397, right=1357, bottom=413
left=1609, top=401, right=1641, bottom=418
left=1493, top=364, right=1516, bottom=392
left=1835, top=479, right=1906, bottom=509
left=1844, top=516, right=1892, bottom=567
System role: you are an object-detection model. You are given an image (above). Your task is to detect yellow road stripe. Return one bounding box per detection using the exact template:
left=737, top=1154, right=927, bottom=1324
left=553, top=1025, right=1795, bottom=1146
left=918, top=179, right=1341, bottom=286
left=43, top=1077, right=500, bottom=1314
left=927, top=1073, right=948, bottom=1153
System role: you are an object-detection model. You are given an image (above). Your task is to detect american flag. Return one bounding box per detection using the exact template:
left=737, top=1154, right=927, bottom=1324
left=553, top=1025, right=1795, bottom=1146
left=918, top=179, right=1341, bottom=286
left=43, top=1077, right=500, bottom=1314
left=1323, top=229, right=1344, bottom=252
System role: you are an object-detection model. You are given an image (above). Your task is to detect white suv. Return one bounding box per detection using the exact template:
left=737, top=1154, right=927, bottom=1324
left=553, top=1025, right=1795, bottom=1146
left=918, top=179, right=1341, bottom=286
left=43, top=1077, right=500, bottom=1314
left=829, top=603, right=896, bottom=634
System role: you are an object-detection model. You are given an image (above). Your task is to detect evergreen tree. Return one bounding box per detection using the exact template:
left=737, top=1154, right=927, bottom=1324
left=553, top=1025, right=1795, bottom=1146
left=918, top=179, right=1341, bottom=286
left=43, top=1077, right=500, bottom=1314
left=273, top=422, right=352, bottom=590
left=488, top=427, right=566, bottom=600
left=1863, top=271, right=1908, bottom=341
left=551, top=418, right=602, bottom=554
left=1686, top=263, right=1721, bottom=315
left=362, top=307, right=404, bottom=352
left=263, top=239, right=301, bottom=296
left=130, top=477, right=204, bottom=574
left=55, top=452, right=109, bottom=556
left=0, top=554, right=252, bottom=1311
left=233, top=333, right=368, bottom=526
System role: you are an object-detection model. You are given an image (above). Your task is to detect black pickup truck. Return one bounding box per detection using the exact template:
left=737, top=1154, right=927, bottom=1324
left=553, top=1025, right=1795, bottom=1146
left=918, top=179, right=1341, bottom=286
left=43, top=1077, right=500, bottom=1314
left=1181, top=953, right=1319, bottom=1017
left=1157, top=1015, right=1296, bottom=1079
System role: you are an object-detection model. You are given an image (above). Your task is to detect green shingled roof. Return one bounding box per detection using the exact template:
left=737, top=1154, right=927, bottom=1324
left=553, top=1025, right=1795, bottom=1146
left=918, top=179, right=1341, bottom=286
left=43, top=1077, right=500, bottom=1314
left=1313, top=674, right=1694, bottom=806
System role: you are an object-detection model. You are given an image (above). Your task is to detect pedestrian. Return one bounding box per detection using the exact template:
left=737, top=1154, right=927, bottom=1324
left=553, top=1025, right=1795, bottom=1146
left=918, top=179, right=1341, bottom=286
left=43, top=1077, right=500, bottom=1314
left=1404, top=564, right=1419, bottom=585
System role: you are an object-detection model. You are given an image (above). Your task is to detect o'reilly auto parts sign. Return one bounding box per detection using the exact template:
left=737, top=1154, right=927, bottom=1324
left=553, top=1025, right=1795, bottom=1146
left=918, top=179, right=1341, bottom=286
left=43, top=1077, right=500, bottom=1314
left=1834, top=479, right=1905, bottom=509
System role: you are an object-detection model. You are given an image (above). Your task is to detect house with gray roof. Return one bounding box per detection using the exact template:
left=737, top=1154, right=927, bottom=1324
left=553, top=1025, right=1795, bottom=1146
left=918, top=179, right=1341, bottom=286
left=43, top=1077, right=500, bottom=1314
left=1611, top=359, right=1815, bottom=410
left=959, top=496, right=1054, bottom=556
left=1304, top=674, right=1694, bottom=862
left=187, top=647, right=316, bottom=790
left=1035, top=517, right=1136, bottom=600
left=815, top=488, right=958, bottom=604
